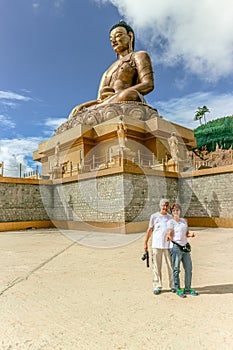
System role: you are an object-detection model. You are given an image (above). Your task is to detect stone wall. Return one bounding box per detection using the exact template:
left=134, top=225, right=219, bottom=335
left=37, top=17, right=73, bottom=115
left=0, top=178, right=51, bottom=223
left=179, top=170, right=233, bottom=219
left=0, top=166, right=232, bottom=230
left=46, top=175, right=125, bottom=222
left=123, top=173, right=178, bottom=222
left=47, top=173, right=178, bottom=224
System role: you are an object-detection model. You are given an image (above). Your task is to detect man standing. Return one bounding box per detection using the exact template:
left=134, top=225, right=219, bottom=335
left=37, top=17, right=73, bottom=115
left=144, top=198, right=174, bottom=295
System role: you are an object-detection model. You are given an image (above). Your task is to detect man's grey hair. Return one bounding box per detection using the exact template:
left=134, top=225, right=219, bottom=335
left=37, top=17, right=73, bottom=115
left=159, top=198, right=169, bottom=206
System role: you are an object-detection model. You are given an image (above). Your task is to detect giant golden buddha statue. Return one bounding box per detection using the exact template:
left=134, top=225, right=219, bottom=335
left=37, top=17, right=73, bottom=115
left=69, top=20, right=154, bottom=119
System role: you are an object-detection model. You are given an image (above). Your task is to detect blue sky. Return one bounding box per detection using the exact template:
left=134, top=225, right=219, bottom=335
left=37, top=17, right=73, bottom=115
left=0, top=0, right=233, bottom=176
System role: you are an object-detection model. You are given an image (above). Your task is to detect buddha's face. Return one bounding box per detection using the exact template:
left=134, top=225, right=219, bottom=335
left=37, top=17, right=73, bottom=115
left=110, top=26, right=133, bottom=54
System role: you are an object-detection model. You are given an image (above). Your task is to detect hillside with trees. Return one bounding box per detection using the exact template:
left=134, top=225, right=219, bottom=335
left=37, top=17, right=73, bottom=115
left=194, top=115, right=233, bottom=151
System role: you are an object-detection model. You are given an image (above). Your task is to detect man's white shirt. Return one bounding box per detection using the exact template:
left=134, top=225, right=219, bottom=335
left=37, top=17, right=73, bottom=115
left=149, top=212, right=172, bottom=249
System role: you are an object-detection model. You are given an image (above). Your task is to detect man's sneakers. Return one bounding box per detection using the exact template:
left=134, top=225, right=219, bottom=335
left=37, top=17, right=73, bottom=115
left=184, top=288, right=199, bottom=296
left=153, top=289, right=161, bottom=295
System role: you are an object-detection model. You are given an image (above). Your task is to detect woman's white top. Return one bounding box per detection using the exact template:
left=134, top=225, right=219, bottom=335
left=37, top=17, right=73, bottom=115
left=167, top=218, right=188, bottom=246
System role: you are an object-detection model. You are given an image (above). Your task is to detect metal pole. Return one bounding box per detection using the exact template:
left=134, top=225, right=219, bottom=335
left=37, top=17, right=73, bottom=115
left=0, top=161, right=3, bottom=176
left=109, top=148, right=112, bottom=163
left=152, top=153, right=155, bottom=165
left=138, top=150, right=141, bottom=165
left=70, top=161, right=73, bottom=177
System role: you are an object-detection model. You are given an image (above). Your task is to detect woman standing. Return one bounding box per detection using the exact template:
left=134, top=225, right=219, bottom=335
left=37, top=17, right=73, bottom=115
left=167, top=203, right=198, bottom=298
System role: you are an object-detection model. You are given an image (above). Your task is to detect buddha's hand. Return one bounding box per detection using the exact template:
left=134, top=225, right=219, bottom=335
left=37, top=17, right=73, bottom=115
left=100, top=87, right=115, bottom=100
left=68, top=100, right=98, bottom=119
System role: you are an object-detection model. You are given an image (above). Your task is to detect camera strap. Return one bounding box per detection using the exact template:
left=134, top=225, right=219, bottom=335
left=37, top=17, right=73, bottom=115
left=171, top=240, right=185, bottom=249
left=172, top=240, right=191, bottom=253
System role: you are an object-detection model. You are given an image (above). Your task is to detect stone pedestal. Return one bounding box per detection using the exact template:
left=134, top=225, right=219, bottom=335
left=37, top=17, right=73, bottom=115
left=33, top=102, right=196, bottom=233
left=33, top=102, right=195, bottom=178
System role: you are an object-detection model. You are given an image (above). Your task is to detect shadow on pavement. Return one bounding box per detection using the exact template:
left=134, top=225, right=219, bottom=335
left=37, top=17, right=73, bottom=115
left=197, top=284, right=233, bottom=294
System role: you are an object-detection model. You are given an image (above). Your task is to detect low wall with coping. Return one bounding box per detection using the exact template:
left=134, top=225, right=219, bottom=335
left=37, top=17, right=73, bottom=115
left=0, top=177, right=54, bottom=231
left=180, top=165, right=233, bottom=227
left=45, top=171, right=178, bottom=233
left=0, top=164, right=232, bottom=232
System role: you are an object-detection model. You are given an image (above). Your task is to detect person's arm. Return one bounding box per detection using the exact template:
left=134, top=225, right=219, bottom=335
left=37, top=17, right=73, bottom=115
left=144, top=227, right=153, bottom=251
left=185, top=219, right=195, bottom=237
left=167, top=228, right=174, bottom=241
left=187, top=230, right=195, bottom=238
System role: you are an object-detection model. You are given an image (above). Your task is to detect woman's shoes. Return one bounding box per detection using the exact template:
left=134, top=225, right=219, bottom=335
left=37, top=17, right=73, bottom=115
left=152, top=287, right=198, bottom=296
left=176, top=288, right=186, bottom=298
left=184, top=288, right=199, bottom=296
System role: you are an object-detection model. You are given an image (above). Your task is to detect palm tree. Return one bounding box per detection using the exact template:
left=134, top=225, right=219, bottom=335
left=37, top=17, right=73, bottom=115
left=194, top=106, right=210, bottom=125
left=201, top=105, right=210, bottom=124
left=194, top=109, right=203, bottom=125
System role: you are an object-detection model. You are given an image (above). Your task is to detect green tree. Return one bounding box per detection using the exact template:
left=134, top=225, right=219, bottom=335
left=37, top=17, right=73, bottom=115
left=194, top=105, right=210, bottom=125
left=194, top=115, right=233, bottom=151
left=194, top=109, right=203, bottom=125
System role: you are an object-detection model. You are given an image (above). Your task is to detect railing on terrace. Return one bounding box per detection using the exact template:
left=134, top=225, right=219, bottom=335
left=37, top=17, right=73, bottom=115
left=0, top=162, right=41, bottom=179
left=56, top=151, right=166, bottom=179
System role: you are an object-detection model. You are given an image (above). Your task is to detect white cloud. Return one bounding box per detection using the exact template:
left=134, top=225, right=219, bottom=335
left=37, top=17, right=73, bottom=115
left=0, top=115, right=15, bottom=129
left=32, top=2, right=40, bottom=10
left=0, top=101, right=17, bottom=108
left=156, top=92, right=233, bottom=129
left=0, top=137, right=43, bottom=178
left=0, top=90, right=31, bottom=130
left=42, top=117, right=67, bottom=136
left=54, top=0, right=65, bottom=10
left=96, top=0, right=233, bottom=81
left=32, top=0, right=65, bottom=11
left=0, top=90, right=31, bottom=101
left=44, top=117, right=67, bottom=129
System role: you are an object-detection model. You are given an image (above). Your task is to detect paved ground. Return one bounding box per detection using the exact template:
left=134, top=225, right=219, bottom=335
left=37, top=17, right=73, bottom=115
left=0, top=227, right=232, bottom=350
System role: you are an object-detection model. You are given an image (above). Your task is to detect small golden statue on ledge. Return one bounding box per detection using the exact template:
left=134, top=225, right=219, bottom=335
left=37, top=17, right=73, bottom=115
left=117, top=116, right=127, bottom=149
left=168, top=132, right=179, bottom=164
left=69, top=20, right=154, bottom=119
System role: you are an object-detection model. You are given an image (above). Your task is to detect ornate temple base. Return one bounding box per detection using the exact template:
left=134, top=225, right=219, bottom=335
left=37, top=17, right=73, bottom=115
left=34, top=102, right=195, bottom=177
left=55, top=101, right=159, bottom=134
left=33, top=102, right=196, bottom=233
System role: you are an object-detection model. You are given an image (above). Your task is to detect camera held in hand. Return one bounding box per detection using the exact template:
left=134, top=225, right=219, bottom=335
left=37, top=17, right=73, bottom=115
left=141, top=251, right=149, bottom=268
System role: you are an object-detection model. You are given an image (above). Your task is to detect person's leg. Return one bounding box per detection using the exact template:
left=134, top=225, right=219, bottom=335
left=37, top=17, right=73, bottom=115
left=171, top=245, right=182, bottom=290
left=182, top=253, right=199, bottom=296
left=171, top=245, right=186, bottom=297
left=163, top=249, right=174, bottom=289
left=152, top=248, right=163, bottom=292
left=182, top=252, right=192, bottom=290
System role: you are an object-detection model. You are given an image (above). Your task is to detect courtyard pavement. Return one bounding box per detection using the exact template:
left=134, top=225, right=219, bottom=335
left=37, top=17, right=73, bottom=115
left=0, top=226, right=232, bottom=349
